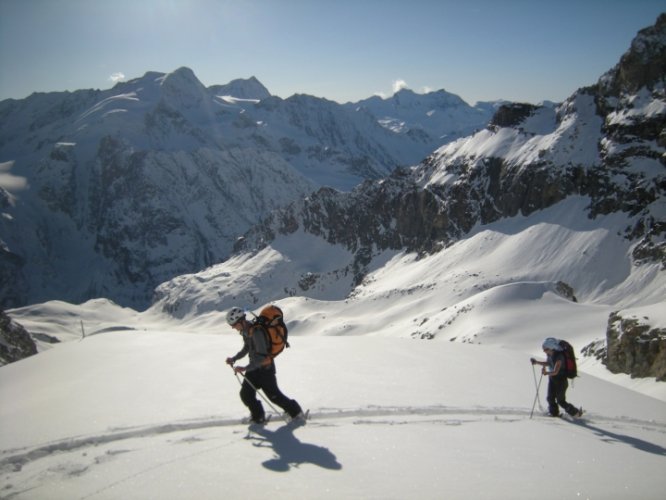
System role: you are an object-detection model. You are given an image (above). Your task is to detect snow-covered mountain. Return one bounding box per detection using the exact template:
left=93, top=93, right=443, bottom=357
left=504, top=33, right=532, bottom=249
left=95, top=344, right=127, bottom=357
left=347, top=87, right=500, bottom=142
left=150, top=15, right=665, bottom=380
left=0, top=67, right=492, bottom=309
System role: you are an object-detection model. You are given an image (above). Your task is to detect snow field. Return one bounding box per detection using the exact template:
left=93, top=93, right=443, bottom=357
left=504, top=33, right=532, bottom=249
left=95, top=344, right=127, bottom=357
left=1, top=330, right=665, bottom=500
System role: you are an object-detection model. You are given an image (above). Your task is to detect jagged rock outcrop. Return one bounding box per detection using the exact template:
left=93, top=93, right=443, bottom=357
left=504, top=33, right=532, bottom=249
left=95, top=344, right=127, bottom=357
left=0, top=309, right=37, bottom=366
left=554, top=281, right=578, bottom=302
left=233, top=169, right=453, bottom=287
left=488, top=103, right=540, bottom=128
left=597, top=13, right=666, bottom=97
left=604, top=311, right=666, bottom=381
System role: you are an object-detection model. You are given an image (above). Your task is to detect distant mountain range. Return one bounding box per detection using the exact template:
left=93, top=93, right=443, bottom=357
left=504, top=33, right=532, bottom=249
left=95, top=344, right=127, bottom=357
left=0, top=62, right=496, bottom=308
left=1, top=14, right=665, bottom=316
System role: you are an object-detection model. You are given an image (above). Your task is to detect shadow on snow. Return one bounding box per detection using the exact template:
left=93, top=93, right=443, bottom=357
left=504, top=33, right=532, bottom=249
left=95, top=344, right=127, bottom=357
left=245, top=423, right=342, bottom=472
left=569, top=419, right=666, bottom=457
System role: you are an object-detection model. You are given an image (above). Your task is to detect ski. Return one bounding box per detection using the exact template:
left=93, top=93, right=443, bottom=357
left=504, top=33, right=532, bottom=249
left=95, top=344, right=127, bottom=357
left=561, top=407, right=585, bottom=421
left=538, top=407, right=585, bottom=421
left=242, top=414, right=272, bottom=426
left=242, top=409, right=309, bottom=427
left=289, top=409, right=310, bottom=426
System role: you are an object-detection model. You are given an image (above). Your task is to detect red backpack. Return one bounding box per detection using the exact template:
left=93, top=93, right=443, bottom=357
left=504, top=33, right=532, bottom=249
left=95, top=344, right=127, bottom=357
left=558, top=340, right=578, bottom=379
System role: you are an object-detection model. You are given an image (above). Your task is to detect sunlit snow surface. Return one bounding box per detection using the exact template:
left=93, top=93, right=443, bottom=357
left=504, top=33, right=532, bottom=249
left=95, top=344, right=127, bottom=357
left=1, top=329, right=665, bottom=500
left=3, top=195, right=665, bottom=499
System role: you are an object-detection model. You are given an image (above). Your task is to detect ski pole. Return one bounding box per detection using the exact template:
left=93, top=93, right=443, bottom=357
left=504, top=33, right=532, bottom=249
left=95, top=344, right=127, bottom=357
left=230, top=365, right=290, bottom=423
left=530, top=371, right=544, bottom=419
left=531, top=362, right=544, bottom=413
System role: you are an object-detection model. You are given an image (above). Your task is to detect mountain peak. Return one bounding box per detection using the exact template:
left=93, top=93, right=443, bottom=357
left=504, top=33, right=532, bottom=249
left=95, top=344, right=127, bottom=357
left=161, top=67, right=204, bottom=89
left=598, top=14, right=666, bottom=95
left=159, top=67, right=209, bottom=109
left=208, top=76, right=271, bottom=101
left=394, top=87, right=417, bottom=96
left=388, top=87, right=468, bottom=109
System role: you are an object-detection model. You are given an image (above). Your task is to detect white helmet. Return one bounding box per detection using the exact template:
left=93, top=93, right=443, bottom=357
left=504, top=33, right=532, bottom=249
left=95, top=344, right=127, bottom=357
left=226, top=307, right=245, bottom=325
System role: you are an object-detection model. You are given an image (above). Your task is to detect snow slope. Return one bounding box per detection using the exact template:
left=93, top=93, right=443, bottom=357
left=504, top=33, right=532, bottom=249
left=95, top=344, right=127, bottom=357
left=3, top=192, right=666, bottom=499
left=145, top=195, right=665, bottom=397
left=1, top=304, right=665, bottom=500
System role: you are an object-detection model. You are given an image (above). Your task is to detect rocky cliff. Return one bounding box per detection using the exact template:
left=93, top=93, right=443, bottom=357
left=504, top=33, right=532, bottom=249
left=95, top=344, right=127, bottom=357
left=604, top=311, right=666, bottom=381
left=0, top=309, right=36, bottom=366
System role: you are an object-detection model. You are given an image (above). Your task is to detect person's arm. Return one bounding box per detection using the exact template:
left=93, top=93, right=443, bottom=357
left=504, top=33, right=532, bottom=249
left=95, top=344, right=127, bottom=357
left=547, top=358, right=562, bottom=377
left=530, top=358, right=547, bottom=367
left=226, top=339, right=249, bottom=365
left=237, top=327, right=271, bottom=373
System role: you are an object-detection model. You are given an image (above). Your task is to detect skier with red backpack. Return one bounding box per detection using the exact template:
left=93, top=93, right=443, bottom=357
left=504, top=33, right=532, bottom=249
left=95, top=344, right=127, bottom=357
left=531, top=337, right=583, bottom=418
left=225, top=305, right=305, bottom=425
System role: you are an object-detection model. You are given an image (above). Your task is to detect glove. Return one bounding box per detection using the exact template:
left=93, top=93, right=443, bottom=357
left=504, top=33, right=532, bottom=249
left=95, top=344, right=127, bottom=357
left=234, top=365, right=246, bottom=374
left=225, top=357, right=235, bottom=366
left=530, top=358, right=536, bottom=365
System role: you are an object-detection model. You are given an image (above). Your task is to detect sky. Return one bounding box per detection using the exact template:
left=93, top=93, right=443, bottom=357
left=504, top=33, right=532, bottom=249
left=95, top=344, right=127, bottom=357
left=0, top=0, right=664, bottom=105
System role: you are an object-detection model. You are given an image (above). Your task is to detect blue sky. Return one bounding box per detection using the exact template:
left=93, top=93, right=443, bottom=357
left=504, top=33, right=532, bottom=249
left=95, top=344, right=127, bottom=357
left=0, top=0, right=663, bottom=105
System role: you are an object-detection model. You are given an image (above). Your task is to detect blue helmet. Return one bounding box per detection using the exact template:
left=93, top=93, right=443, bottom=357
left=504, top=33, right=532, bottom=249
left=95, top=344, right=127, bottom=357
left=542, top=337, right=562, bottom=351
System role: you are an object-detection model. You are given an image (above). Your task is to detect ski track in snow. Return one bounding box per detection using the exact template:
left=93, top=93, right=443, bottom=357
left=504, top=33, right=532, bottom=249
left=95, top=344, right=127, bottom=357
left=2, top=405, right=665, bottom=475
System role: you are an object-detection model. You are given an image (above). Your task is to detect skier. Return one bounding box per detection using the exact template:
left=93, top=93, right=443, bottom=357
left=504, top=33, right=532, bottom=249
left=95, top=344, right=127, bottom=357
left=531, top=337, right=583, bottom=418
left=225, top=306, right=304, bottom=424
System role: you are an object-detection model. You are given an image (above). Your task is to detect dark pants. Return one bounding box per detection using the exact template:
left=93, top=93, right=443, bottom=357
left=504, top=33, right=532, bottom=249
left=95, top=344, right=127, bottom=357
left=547, top=376, right=579, bottom=416
left=240, top=364, right=302, bottom=420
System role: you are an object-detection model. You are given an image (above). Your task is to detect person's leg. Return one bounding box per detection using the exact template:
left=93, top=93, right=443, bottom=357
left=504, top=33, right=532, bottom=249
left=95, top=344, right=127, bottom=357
left=554, top=378, right=578, bottom=416
left=546, top=379, right=559, bottom=416
left=240, top=375, right=265, bottom=421
left=256, top=365, right=302, bottom=418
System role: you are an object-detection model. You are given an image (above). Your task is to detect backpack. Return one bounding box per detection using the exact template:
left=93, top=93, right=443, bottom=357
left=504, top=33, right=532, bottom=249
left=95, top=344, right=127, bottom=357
left=558, top=339, right=577, bottom=379
left=252, top=305, right=289, bottom=359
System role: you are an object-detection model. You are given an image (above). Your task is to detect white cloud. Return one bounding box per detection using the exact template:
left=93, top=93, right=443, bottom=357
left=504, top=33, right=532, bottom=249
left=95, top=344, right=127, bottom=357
left=422, top=86, right=433, bottom=94
left=392, top=79, right=408, bottom=93
left=109, top=72, right=125, bottom=83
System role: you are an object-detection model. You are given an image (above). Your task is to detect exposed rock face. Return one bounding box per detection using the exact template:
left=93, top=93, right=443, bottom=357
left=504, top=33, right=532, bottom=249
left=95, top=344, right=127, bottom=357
left=0, top=247, right=26, bottom=309
left=488, top=103, right=540, bottom=128
left=0, top=309, right=37, bottom=366
left=592, top=13, right=666, bottom=271
left=233, top=169, right=453, bottom=287
left=555, top=281, right=577, bottom=302
left=597, top=13, right=666, bottom=97
left=604, top=312, right=666, bottom=381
